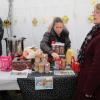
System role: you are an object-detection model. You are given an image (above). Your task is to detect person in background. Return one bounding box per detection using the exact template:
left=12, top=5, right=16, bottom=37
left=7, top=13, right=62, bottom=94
left=40, top=17, right=71, bottom=63
left=0, top=18, right=12, bottom=100
left=74, top=3, right=100, bottom=100
left=0, top=18, right=4, bottom=55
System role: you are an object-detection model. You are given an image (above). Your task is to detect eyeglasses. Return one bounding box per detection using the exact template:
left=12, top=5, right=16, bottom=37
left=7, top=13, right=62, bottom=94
left=92, top=10, right=100, bottom=14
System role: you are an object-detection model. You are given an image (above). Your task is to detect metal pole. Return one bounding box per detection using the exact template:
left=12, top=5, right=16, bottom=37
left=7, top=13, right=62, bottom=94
left=8, top=0, right=13, bottom=37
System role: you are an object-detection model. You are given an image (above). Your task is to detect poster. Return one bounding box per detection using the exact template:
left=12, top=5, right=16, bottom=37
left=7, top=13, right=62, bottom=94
left=35, top=76, right=53, bottom=90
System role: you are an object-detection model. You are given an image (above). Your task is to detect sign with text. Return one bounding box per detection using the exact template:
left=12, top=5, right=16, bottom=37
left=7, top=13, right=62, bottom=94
left=35, top=76, right=53, bottom=90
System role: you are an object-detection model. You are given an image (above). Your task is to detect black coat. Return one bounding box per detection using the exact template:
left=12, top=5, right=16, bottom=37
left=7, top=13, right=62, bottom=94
left=74, top=28, right=100, bottom=100
left=0, top=18, right=4, bottom=55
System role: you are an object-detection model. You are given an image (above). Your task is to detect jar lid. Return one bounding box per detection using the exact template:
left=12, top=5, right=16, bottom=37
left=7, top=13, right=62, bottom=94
left=4, top=36, right=26, bottom=41
left=52, top=42, right=64, bottom=46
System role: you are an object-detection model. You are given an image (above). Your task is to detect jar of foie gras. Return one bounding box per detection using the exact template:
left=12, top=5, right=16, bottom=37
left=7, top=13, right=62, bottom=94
left=38, top=62, right=45, bottom=73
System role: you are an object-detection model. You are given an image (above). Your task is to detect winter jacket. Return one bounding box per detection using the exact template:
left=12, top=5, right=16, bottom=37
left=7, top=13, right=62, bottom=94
left=40, top=28, right=71, bottom=56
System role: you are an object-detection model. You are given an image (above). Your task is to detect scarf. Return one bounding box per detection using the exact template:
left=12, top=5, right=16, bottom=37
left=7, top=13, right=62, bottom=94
left=78, top=24, right=100, bottom=66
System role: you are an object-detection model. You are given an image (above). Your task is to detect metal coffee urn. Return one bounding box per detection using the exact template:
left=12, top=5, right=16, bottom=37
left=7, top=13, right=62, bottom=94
left=4, top=36, right=26, bottom=57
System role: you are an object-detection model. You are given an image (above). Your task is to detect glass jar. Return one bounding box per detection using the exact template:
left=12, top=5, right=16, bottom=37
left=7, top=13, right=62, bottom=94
left=38, top=62, right=44, bottom=73
left=44, top=62, right=50, bottom=73
left=34, top=62, right=39, bottom=72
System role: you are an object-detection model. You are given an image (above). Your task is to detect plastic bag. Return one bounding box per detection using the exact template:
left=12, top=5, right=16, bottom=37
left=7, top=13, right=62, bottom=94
left=71, top=56, right=80, bottom=73
left=0, top=56, right=12, bottom=71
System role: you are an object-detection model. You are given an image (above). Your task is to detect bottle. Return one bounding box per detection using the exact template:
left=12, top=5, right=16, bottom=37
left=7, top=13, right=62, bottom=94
left=55, top=58, right=61, bottom=70
left=44, top=62, right=50, bottom=73
left=60, top=58, right=66, bottom=70
left=66, top=48, right=74, bottom=65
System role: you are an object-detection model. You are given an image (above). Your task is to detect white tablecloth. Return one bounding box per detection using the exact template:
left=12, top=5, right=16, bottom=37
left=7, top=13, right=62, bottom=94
left=0, top=69, right=31, bottom=90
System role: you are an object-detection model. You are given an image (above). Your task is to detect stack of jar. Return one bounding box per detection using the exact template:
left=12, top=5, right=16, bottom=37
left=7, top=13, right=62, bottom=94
left=51, top=42, right=66, bottom=70
left=52, top=42, right=65, bottom=56
left=54, top=58, right=66, bottom=70
left=34, top=53, right=50, bottom=73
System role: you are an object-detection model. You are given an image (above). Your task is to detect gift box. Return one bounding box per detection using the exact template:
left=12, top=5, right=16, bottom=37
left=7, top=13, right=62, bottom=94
left=0, top=56, right=12, bottom=71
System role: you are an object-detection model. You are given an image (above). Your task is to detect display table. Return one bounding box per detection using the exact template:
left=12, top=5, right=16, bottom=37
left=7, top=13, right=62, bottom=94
left=0, top=71, right=20, bottom=90
left=0, top=69, right=31, bottom=90
left=17, top=70, right=77, bottom=100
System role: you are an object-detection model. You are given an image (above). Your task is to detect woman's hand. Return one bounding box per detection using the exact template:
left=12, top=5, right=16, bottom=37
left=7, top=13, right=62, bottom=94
left=51, top=52, right=59, bottom=59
